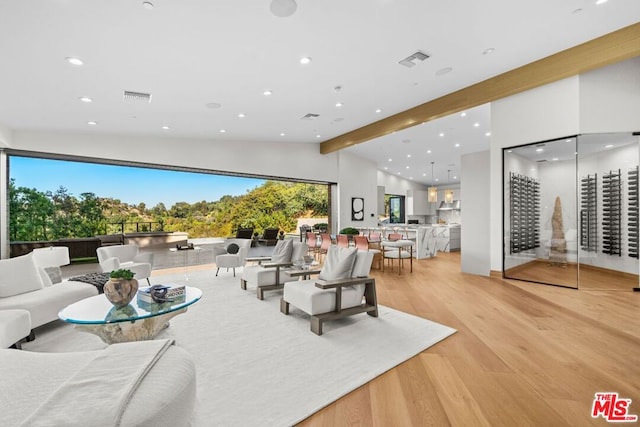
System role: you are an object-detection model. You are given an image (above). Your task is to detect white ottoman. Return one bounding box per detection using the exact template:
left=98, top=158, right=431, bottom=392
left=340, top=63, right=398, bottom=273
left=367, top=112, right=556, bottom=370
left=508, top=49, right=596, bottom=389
left=0, top=309, right=31, bottom=348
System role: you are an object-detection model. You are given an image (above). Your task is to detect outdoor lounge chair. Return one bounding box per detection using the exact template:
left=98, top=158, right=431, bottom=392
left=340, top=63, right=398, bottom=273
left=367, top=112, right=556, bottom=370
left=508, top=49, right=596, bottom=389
left=258, top=228, right=280, bottom=246
left=235, top=228, right=254, bottom=239
left=280, top=246, right=378, bottom=335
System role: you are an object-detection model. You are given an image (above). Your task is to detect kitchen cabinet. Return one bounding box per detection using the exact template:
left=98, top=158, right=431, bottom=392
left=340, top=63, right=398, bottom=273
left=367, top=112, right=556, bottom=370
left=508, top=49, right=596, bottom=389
left=406, top=190, right=429, bottom=215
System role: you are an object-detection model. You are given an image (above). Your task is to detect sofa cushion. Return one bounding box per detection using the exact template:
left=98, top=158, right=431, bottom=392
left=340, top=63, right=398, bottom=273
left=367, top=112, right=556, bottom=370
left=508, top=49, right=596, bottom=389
left=270, top=239, right=293, bottom=264
left=0, top=253, right=44, bottom=298
left=44, top=267, right=63, bottom=284
left=318, top=246, right=357, bottom=281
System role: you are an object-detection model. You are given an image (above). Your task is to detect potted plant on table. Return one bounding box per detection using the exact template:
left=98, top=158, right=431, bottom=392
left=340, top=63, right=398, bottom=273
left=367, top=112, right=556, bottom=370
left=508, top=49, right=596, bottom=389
left=104, top=269, right=138, bottom=308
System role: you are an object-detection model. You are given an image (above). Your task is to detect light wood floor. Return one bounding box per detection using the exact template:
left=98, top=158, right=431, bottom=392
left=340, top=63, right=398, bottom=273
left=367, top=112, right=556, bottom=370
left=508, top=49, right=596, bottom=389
left=289, top=252, right=640, bottom=426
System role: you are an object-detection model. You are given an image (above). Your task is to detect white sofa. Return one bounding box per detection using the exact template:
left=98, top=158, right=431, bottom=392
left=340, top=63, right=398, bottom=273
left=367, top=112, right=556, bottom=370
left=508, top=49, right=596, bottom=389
left=0, top=339, right=196, bottom=426
left=0, top=251, right=98, bottom=331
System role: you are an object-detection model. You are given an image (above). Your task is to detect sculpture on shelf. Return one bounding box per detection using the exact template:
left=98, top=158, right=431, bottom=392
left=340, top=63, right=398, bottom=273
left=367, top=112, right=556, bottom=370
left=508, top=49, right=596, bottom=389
left=550, top=196, right=567, bottom=266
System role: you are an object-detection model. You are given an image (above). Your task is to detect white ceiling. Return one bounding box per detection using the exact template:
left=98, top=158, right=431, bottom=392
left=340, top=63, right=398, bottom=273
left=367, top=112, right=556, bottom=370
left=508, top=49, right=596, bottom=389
left=0, top=0, right=638, bottom=185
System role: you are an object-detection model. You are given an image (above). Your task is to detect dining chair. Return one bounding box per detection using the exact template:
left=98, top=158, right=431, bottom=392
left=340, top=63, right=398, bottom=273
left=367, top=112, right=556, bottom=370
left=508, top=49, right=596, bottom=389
left=336, top=234, right=349, bottom=248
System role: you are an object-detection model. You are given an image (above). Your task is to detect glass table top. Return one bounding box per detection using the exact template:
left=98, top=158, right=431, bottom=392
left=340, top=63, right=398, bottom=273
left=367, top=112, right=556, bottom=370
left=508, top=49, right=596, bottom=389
left=59, top=285, right=203, bottom=325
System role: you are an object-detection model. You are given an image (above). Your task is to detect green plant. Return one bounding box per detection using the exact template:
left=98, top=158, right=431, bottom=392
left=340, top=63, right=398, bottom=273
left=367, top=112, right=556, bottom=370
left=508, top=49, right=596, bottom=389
left=339, top=227, right=359, bottom=235
left=313, top=223, right=328, bottom=230
left=109, top=269, right=136, bottom=279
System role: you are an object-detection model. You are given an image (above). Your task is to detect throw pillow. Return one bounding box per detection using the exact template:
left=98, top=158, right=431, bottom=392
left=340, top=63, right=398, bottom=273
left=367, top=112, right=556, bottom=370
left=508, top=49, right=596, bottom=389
left=270, top=239, right=293, bottom=264
left=44, top=266, right=63, bottom=284
left=0, top=253, right=45, bottom=297
left=226, top=243, right=240, bottom=254
left=38, top=267, right=54, bottom=287
left=319, top=245, right=358, bottom=281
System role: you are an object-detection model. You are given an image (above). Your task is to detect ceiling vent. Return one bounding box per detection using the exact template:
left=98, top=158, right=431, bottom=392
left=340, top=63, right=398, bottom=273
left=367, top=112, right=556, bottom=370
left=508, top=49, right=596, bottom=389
left=399, top=51, right=430, bottom=68
left=301, top=113, right=320, bottom=120
left=123, top=90, right=152, bottom=103
left=536, top=159, right=547, bottom=163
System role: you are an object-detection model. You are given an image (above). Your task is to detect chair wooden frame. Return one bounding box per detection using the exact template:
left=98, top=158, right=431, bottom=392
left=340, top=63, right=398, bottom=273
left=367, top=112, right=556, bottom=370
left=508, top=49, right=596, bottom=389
left=280, top=277, right=378, bottom=335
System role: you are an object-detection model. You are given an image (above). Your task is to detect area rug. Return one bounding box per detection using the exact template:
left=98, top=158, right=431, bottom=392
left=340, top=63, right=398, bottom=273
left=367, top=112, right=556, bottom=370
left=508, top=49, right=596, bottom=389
left=23, top=270, right=456, bottom=426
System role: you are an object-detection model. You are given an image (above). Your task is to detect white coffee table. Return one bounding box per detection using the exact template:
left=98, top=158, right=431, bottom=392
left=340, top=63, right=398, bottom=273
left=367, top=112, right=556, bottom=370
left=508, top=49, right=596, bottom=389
left=59, top=285, right=202, bottom=344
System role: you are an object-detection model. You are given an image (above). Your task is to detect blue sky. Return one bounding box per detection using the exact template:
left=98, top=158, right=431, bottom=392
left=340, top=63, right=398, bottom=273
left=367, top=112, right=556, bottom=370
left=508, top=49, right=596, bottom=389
left=10, top=156, right=265, bottom=207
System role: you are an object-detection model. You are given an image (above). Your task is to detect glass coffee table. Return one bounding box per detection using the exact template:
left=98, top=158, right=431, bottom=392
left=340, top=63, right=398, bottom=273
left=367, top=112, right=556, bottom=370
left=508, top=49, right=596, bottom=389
left=59, top=285, right=202, bottom=344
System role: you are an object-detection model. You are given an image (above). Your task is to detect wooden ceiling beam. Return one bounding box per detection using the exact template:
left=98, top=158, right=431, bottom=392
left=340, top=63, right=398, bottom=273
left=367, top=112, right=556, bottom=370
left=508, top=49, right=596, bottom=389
left=320, top=22, right=640, bottom=154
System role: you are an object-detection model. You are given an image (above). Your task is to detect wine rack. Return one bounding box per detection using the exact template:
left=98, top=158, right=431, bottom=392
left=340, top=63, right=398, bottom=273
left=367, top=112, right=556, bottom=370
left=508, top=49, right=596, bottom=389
left=629, top=166, right=638, bottom=259
left=580, top=174, right=597, bottom=252
left=602, top=169, right=622, bottom=256
left=509, top=173, right=540, bottom=254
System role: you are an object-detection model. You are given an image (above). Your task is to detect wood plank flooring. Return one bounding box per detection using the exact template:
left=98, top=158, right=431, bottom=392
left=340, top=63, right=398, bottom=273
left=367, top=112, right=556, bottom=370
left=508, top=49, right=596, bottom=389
left=294, top=252, right=640, bottom=427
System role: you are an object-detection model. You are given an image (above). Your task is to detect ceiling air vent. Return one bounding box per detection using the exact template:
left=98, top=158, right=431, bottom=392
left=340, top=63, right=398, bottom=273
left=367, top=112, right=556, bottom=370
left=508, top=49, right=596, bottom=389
left=123, top=90, right=152, bottom=103
left=301, top=113, right=320, bottom=120
left=399, top=51, right=430, bottom=68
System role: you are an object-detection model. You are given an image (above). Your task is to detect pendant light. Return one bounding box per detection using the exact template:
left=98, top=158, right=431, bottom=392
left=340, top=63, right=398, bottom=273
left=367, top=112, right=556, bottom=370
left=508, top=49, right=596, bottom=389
left=444, top=170, right=454, bottom=203
left=428, top=162, right=438, bottom=203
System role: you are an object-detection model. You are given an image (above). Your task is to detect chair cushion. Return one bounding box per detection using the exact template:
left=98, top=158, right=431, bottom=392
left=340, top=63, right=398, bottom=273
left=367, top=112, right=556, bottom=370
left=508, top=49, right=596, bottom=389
left=0, top=253, right=44, bottom=298
left=318, top=246, right=357, bottom=281
left=243, top=265, right=298, bottom=286
left=271, top=239, right=293, bottom=264
left=226, top=243, right=240, bottom=254
left=44, top=267, right=63, bottom=284
left=38, top=267, right=54, bottom=287
left=351, top=251, right=374, bottom=277
left=283, top=280, right=365, bottom=315
left=216, top=254, right=242, bottom=268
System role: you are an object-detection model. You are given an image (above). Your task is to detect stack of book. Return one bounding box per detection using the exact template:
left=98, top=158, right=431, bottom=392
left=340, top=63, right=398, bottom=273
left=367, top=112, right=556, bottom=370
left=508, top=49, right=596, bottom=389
left=137, top=284, right=186, bottom=309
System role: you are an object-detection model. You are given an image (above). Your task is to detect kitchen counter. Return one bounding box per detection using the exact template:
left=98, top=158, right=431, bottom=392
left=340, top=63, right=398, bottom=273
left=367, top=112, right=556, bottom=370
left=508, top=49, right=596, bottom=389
left=415, top=225, right=461, bottom=259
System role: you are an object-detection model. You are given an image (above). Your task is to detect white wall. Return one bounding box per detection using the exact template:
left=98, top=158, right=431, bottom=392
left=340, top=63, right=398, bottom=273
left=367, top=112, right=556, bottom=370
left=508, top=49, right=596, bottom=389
left=10, top=131, right=339, bottom=184
left=461, top=150, right=490, bottom=276
left=580, top=56, right=640, bottom=134
left=0, top=122, right=12, bottom=147
left=490, top=77, right=580, bottom=272
left=377, top=170, right=426, bottom=195
left=337, top=151, right=378, bottom=231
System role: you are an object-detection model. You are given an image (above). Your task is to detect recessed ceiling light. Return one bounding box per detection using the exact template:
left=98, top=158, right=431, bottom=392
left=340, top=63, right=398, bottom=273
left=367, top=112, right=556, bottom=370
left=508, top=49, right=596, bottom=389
left=552, top=158, right=559, bottom=161
left=206, top=102, right=222, bottom=109
left=427, top=150, right=432, bottom=154
left=263, top=90, right=272, bottom=96
left=435, top=67, right=453, bottom=76
left=454, top=143, right=460, bottom=148
left=87, top=121, right=97, bottom=125
left=335, top=102, right=343, bottom=107
left=507, top=150, right=512, bottom=153
left=453, top=176, right=457, bottom=180
left=406, top=166, right=410, bottom=169
left=474, top=122, right=480, bottom=127
left=280, top=132, right=285, bottom=136
left=536, top=148, right=544, bottom=152
left=220, top=129, right=226, bottom=133
left=605, top=144, right=614, bottom=148
left=142, top=1, right=154, bottom=10
left=422, top=173, right=426, bottom=177
left=407, top=154, right=411, bottom=158
left=388, top=158, right=392, bottom=162
left=566, top=139, right=572, bottom=142
left=596, top=0, right=608, bottom=5
left=485, top=132, right=491, bottom=136
left=65, top=57, right=83, bottom=66
left=439, top=132, right=444, bottom=137
left=300, top=57, right=312, bottom=65
left=271, top=0, right=298, bottom=17
left=162, top=125, right=170, bottom=130
left=375, top=108, right=382, bottom=113
left=435, top=178, right=439, bottom=182
left=460, top=112, right=466, bottom=117
left=79, top=96, right=93, bottom=103
left=316, top=134, right=321, bottom=138
left=482, top=48, right=495, bottom=55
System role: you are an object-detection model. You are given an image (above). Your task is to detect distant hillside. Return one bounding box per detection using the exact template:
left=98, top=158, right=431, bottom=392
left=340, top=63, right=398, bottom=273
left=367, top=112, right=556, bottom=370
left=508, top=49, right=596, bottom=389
left=9, top=179, right=328, bottom=241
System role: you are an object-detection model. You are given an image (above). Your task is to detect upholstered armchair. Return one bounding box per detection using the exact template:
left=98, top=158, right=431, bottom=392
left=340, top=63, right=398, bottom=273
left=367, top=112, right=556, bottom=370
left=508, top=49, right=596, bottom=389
left=280, top=246, right=378, bottom=335
left=241, top=239, right=308, bottom=300
left=213, top=238, right=252, bottom=277
left=96, top=244, right=154, bottom=285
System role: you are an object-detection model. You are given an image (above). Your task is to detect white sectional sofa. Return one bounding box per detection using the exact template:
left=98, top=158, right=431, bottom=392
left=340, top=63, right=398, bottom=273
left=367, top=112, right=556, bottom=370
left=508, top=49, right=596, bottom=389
left=0, top=251, right=98, bottom=333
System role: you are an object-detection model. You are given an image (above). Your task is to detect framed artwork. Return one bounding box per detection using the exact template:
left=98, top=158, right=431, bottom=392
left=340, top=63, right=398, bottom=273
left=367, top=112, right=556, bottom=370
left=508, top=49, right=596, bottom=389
left=351, top=197, right=364, bottom=221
